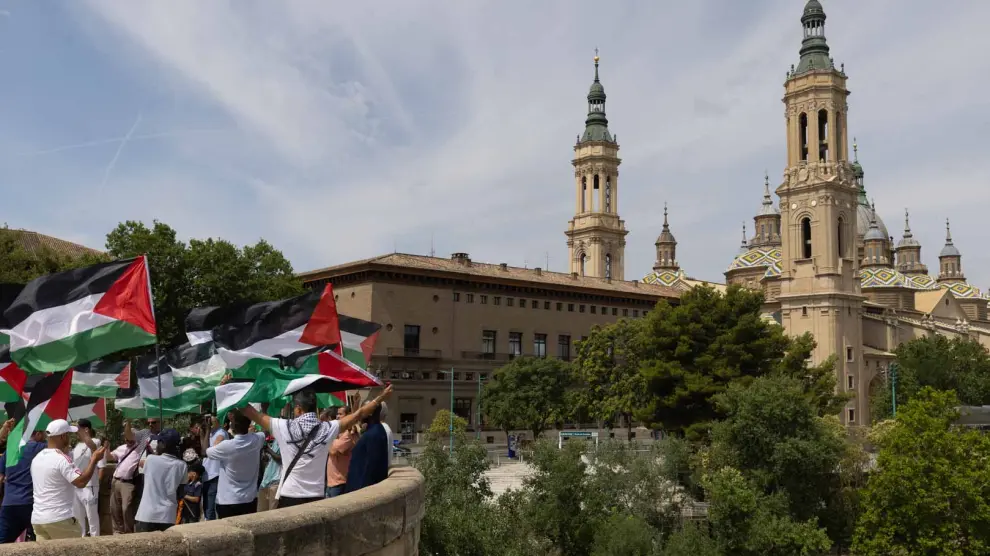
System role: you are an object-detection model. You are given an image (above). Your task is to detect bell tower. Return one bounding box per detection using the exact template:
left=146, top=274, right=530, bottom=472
left=777, top=0, right=866, bottom=425
left=566, top=50, right=628, bottom=280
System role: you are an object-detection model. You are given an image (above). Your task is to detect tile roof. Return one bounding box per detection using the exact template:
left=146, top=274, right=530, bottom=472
left=4, top=229, right=102, bottom=259
left=299, top=253, right=681, bottom=298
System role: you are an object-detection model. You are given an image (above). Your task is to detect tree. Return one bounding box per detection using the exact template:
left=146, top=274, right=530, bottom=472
left=0, top=227, right=106, bottom=284
left=854, top=388, right=990, bottom=556
left=635, top=285, right=792, bottom=438
left=773, top=333, right=849, bottom=417
left=521, top=441, right=599, bottom=556
left=572, top=318, right=648, bottom=439
left=426, top=409, right=468, bottom=441
left=872, top=335, right=990, bottom=421
left=105, top=220, right=303, bottom=345
left=481, top=357, right=573, bottom=439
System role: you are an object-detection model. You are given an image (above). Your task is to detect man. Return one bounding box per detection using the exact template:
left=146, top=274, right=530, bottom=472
left=345, top=403, right=390, bottom=493
left=107, top=419, right=154, bottom=534
left=30, top=420, right=105, bottom=541
left=0, top=419, right=45, bottom=543
left=134, top=418, right=160, bottom=479
left=325, top=406, right=357, bottom=498
left=380, top=402, right=394, bottom=468
left=257, top=404, right=282, bottom=512
left=240, top=384, right=392, bottom=507
left=205, top=411, right=265, bottom=518
left=134, top=429, right=187, bottom=532
left=200, top=414, right=228, bottom=520
left=70, top=418, right=104, bottom=537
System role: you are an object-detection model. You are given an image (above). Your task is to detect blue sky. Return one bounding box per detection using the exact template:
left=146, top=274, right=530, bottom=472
left=2, top=0, right=989, bottom=288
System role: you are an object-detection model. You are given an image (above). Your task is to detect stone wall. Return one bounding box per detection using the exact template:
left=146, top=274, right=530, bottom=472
left=3, top=467, right=424, bottom=556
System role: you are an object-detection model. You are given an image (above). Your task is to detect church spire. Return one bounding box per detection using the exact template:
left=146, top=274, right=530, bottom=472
left=938, top=218, right=965, bottom=283
left=581, top=49, right=613, bottom=143
left=739, top=222, right=749, bottom=253
left=896, top=208, right=926, bottom=276
left=653, top=203, right=679, bottom=272
left=794, top=0, right=834, bottom=75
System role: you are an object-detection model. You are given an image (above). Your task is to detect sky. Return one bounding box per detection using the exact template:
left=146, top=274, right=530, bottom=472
left=2, top=0, right=989, bottom=287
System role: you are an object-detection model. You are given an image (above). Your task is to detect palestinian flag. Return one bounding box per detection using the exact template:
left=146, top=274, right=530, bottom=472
left=211, top=285, right=340, bottom=378
left=5, top=370, right=72, bottom=467
left=0, top=347, right=27, bottom=403
left=1, top=257, right=156, bottom=374
left=113, top=386, right=146, bottom=419
left=71, top=359, right=130, bottom=397
left=215, top=367, right=366, bottom=419
left=131, top=349, right=215, bottom=415
left=337, top=314, right=381, bottom=369
left=289, top=347, right=381, bottom=388
left=0, top=283, right=25, bottom=347
left=67, top=396, right=107, bottom=428
left=167, top=341, right=226, bottom=386
left=185, top=304, right=245, bottom=346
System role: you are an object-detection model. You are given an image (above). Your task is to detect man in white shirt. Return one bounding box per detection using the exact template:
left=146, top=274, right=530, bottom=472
left=380, top=402, right=394, bottom=468
left=206, top=411, right=266, bottom=518
left=240, top=384, right=392, bottom=508
left=70, top=418, right=105, bottom=537
left=200, top=415, right=228, bottom=520
left=134, top=429, right=188, bottom=532
left=30, top=420, right=105, bottom=541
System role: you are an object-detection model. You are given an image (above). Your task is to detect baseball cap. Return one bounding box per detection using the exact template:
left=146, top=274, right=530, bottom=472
left=152, top=428, right=181, bottom=446
left=46, top=419, right=78, bottom=436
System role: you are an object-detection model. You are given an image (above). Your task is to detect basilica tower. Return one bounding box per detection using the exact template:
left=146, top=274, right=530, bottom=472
left=566, top=52, right=628, bottom=280
left=776, top=0, right=865, bottom=424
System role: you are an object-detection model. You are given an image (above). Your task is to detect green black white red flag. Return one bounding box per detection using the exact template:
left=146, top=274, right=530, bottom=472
left=67, top=396, right=107, bottom=428
left=70, top=359, right=130, bottom=397
left=215, top=367, right=370, bottom=419
left=4, top=369, right=73, bottom=467
left=336, top=313, right=381, bottom=369
left=1, top=257, right=156, bottom=374
left=0, top=347, right=27, bottom=403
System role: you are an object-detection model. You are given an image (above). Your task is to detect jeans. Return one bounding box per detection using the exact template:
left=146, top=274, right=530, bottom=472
left=0, top=505, right=32, bottom=543
left=325, top=484, right=345, bottom=498
left=203, top=478, right=219, bottom=521
left=135, top=521, right=172, bottom=533
left=216, top=500, right=257, bottom=519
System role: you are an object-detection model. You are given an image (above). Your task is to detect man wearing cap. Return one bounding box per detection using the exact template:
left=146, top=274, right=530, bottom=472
left=71, top=419, right=104, bottom=537
left=29, top=420, right=105, bottom=541
left=134, top=429, right=187, bottom=532
left=0, top=419, right=45, bottom=543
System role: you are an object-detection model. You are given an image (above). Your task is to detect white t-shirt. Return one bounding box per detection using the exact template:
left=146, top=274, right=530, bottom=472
left=135, top=454, right=188, bottom=525
left=202, top=428, right=229, bottom=482
left=71, top=440, right=105, bottom=490
left=272, top=417, right=339, bottom=499
left=206, top=432, right=266, bottom=505
left=30, top=448, right=81, bottom=525
left=382, top=423, right=394, bottom=467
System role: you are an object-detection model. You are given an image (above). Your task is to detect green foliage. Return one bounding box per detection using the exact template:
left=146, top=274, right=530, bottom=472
left=427, top=409, right=468, bottom=440
left=0, top=226, right=107, bottom=284
left=572, top=318, right=647, bottom=436
left=660, top=522, right=720, bottom=556
left=854, top=388, right=990, bottom=556
left=105, top=220, right=303, bottom=345
left=522, top=441, right=598, bottom=556
left=872, top=335, right=990, bottom=421
left=482, top=357, right=573, bottom=438
left=773, top=333, right=849, bottom=417
left=590, top=514, right=655, bottom=556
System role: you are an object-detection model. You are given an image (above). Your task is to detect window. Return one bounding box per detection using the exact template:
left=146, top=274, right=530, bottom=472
left=592, top=305, right=598, bottom=314
left=519, top=299, right=527, bottom=309
left=592, top=174, right=600, bottom=211
left=534, top=334, right=547, bottom=358
left=453, top=292, right=460, bottom=302
left=507, top=298, right=514, bottom=307
left=799, top=113, right=809, bottom=161
left=846, top=375, right=854, bottom=390
left=544, top=301, right=551, bottom=310
left=508, top=332, right=522, bottom=357
left=801, top=217, right=812, bottom=258
left=633, top=310, right=639, bottom=317
left=581, top=176, right=587, bottom=212
left=422, top=372, right=431, bottom=380
left=605, top=176, right=612, bottom=212
left=605, top=254, right=612, bottom=279
left=454, top=398, right=472, bottom=424
left=802, top=306, right=808, bottom=316
left=579, top=305, right=586, bottom=313
left=399, top=413, right=417, bottom=442
left=558, top=335, right=571, bottom=361
left=480, top=295, right=488, bottom=305
left=846, top=408, right=855, bottom=423
left=846, top=347, right=854, bottom=362
left=403, top=325, right=421, bottom=353
left=837, top=217, right=844, bottom=258
left=494, top=296, right=501, bottom=306
left=818, top=109, right=829, bottom=162
left=568, top=303, right=575, bottom=312
left=482, top=330, right=497, bottom=359
left=557, top=302, right=563, bottom=311
left=435, top=373, right=444, bottom=381
left=466, top=293, right=474, bottom=303
left=580, top=254, right=586, bottom=276
left=532, top=301, right=538, bottom=310
left=612, top=307, right=618, bottom=316
left=623, top=308, right=629, bottom=317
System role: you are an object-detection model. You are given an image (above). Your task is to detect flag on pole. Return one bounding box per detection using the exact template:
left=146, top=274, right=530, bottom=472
left=70, top=359, right=130, bottom=397
left=113, top=386, right=146, bottom=419
left=132, top=350, right=215, bottom=415
left=0, top=283, right=24, bottom=347
left=4, top=370, right=73, bottom=467
left=210, top=286, right=341, bottom=378
left=167, top=342, right=226, bottom=386
left=184, top=304, right=244, bottom=346
left=214, top=367, right=366, bottom=419
left=67, top=396, right=107, bottom=428
left=337, top=314, right=381, bottom=369
left=1, top=257, right=156, bottom=374
left=0, top=347, right=27, bottom=403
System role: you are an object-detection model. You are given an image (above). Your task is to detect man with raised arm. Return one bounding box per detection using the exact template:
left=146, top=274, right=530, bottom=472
left=240, top=384, right=392, bottom=507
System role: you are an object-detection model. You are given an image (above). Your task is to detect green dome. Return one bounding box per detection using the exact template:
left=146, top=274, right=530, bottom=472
left=580, top=56, right=614, bottom=143
left=803, top=0, right=825, bottom=19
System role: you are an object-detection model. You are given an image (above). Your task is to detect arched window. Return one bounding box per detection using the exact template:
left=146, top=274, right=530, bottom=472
left=605, top=176, right=612, bottom=213
left=818, top=109, right=829, bottom=162
left=580, top=254, right=586, bottom=276
left=592, top=175, right=600, bottom=212
left=837, top=217, right=844, bottom=258
left=799, top=113, right=809, bottom=161
left=581, top=176, right=587, bottom=212
left=605, top=254, right=612, bottom=279
left=801, top=217, right=812, bottom=258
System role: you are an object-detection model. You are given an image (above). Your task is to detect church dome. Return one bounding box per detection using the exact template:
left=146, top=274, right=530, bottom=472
left=861, top=267, right=909, bottom=289
left=943, top=282, right=984, bottom=299
left=727, top=247, right=781, bottom=272
left=856, top=203, right=888, bottom=241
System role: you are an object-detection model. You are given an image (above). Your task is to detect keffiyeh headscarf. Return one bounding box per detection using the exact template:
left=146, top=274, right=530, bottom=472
left=286, top=412, right=333, bottom=456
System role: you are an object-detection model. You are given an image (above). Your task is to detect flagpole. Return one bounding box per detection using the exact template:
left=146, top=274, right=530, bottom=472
left=155, top=343, right=164, bottom=423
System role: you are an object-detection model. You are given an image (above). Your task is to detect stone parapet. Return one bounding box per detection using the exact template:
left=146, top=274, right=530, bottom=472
left=2, top=467, right=424, bottom=556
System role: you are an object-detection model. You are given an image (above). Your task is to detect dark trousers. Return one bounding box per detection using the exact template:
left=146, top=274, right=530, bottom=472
left=277, top=496, right=323, bottom=508
left=325, top=484, right=346, bottom=498
left=203, top=478, right=219, bottom=521
left=135, top=521, right=172, bottom=533
left=216, top=500, right=257, bottom=519
left=0, top=505, right=32, bottom=543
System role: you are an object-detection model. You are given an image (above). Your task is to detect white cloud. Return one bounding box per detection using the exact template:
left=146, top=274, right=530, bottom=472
left=10, top=0, right=990, bottom=286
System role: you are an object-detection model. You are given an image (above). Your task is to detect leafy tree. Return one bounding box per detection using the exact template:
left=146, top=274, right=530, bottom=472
left=872, top=335, right=990, bottom=421
left=660, top=521, right=720, bottom=556
left=590, top=514, right=655, bottom=556
left=481, top=357, right=573, bottom=439
left=572, top=318, right=648, bottom=439
left=773, top=333, right=848, bottom=417
left=521, top=441, right=599, bottom=556
left=635, top=285, right=792, bottom=439
left=854, top=388, right=990, bottom=556
left=426, top=409, right=468, bottom=441
left=0, top=226, right=107, bottom=284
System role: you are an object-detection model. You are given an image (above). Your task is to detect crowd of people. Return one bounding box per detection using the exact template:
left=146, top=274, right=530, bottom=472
left=0, top=384, right=393, bottom=543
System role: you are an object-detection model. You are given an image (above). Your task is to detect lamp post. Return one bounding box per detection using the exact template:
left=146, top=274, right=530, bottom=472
left=476, top=372, right=485, bottom=440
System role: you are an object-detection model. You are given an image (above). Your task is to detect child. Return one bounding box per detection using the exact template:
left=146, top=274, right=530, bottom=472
left=179, top=465, right=204, bottom=524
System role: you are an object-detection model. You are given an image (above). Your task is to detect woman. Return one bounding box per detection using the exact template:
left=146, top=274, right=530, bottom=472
left=325, top=406, right=359, bottom=498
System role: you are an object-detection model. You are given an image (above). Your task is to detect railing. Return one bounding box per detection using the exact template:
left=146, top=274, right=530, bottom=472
left=387, top=347, right=442, bottom=358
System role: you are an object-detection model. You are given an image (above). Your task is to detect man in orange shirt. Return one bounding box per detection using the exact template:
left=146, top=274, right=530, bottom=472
left=325, top=406, right=357, bottom=498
